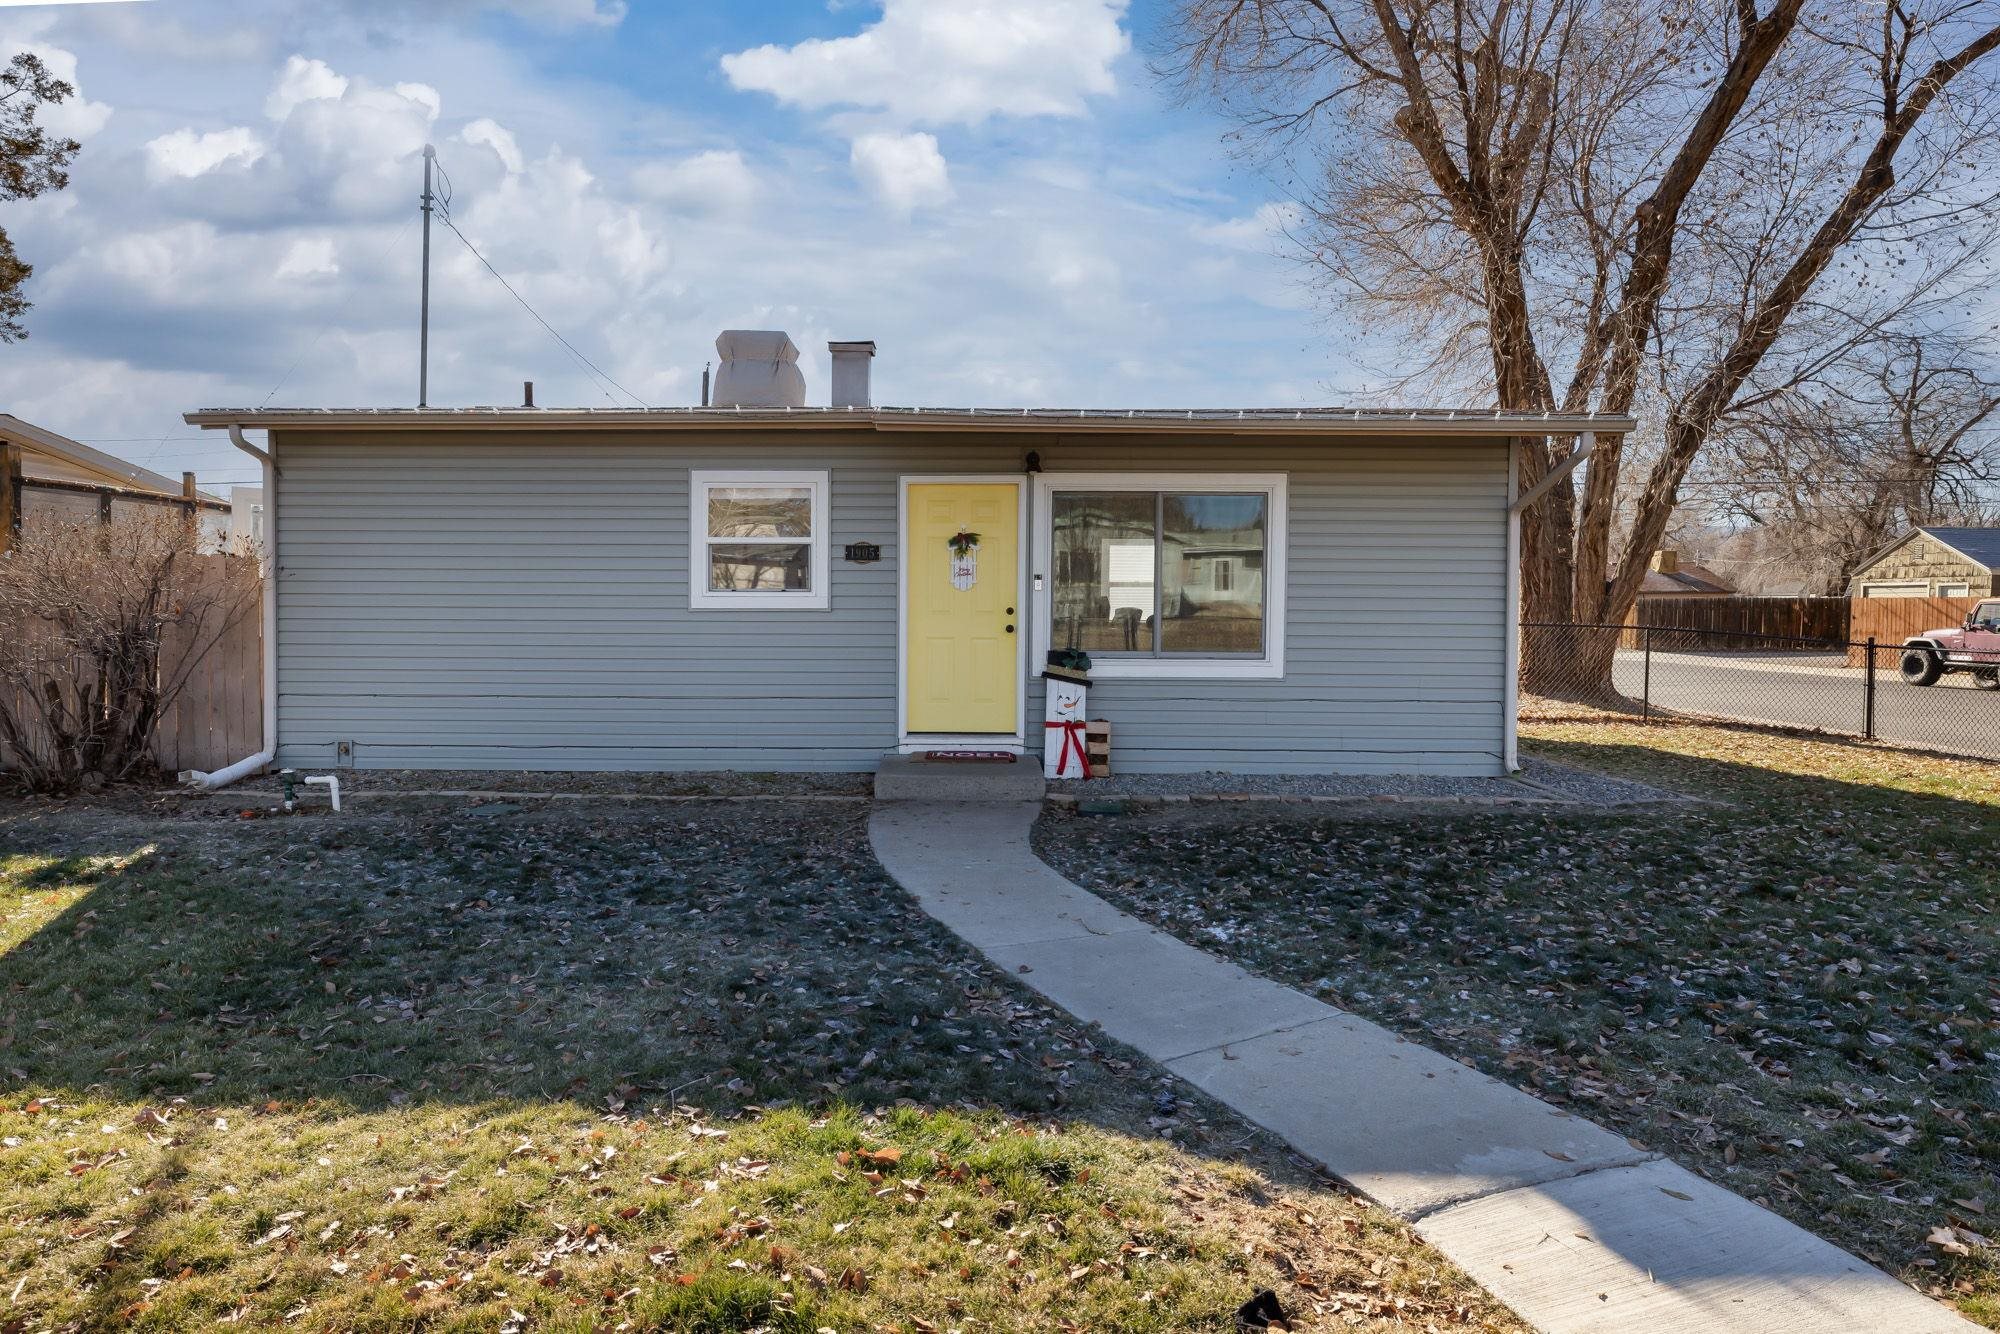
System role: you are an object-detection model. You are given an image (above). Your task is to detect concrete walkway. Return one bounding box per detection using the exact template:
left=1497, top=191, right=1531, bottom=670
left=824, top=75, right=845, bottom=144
left=870, top=801, right=1976, bottom=1333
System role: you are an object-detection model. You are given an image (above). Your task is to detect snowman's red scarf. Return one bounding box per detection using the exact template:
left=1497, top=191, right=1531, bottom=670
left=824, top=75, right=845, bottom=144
left=1045, top=718, right=1089, bottom=778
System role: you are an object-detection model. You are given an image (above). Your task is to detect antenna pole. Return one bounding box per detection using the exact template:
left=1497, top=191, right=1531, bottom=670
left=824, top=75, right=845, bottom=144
left=419, top=143, right=436, bottom=408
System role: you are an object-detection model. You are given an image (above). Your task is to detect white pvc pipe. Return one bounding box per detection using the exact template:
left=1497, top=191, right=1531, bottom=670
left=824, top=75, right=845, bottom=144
left=303, top=774, right=340, bottom=812
left=181, top=424, right=278, bottom=791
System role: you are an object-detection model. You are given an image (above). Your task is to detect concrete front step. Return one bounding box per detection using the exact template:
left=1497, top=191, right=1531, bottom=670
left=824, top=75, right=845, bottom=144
left=874, top=752, right=1046, bottom=802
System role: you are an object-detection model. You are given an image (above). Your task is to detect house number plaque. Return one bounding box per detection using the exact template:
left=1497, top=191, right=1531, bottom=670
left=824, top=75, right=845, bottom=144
left=844, top=542, right=882, bottom=563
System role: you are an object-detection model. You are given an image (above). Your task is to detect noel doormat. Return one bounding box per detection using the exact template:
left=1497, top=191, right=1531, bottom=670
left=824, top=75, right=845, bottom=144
left=924, top=750, right=1017, bottom=763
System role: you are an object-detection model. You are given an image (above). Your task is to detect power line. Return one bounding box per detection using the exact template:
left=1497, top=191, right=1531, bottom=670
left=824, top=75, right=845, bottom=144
left=439, top=215, right=645, bottom=409
left=430, top=158, right=647, bottom=410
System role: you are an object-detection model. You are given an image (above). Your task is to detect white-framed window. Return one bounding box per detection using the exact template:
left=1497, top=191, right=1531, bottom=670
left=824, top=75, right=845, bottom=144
left=1032, top=472, right=1286, bottom=680
left=1937, top=582, right=1972, bottom=597
left=689, top=470, right=830, bottom=610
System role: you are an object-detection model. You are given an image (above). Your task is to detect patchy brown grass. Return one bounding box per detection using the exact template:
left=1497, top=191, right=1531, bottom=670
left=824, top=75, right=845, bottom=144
left=0, top=796, right=1519, bottom=1332
left=1035, top=722, right=2000, bottom=1327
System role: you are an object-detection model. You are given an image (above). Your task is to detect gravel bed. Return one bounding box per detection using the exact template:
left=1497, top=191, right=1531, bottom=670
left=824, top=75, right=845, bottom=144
left=1513, top=756, right=1693, bottom=806
left=210, top=767, right=875, bottom=799
left=1049, top=769, right=1532, bottom=799
left=1047, top=759, right=1688, bottom=807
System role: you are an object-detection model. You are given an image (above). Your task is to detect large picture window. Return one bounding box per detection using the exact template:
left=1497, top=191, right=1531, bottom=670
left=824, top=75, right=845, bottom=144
left=689, top=470, right=830, bottom=609
left=1035, top=474, right=1286, bottom=679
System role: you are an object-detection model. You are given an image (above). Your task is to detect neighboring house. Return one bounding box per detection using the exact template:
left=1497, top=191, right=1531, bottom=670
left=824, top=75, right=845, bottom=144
left=1638, top=549, right=1735, bottom=596
left=1848, top=526, right=2000, bottom=598
left=225, top=484, right=267, bottom=556
left=184, top=331, right=1633, bottom=778
left=1, top=413, right=231, bottom=548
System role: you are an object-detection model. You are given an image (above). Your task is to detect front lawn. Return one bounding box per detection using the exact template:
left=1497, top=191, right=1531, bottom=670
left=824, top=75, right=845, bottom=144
left=0, top=796, right=1518, bottom=1332
left=1035, top=723, right=2000, bottom=1327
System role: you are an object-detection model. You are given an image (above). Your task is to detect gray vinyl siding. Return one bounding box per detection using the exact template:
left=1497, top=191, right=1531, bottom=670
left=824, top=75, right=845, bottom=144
left=1025, top=439, right=1508, bottom=775
left=272, top=429, right=1509, bottom=775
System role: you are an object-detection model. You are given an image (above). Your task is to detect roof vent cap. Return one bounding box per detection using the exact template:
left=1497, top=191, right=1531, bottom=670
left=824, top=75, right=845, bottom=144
left=711, top=330, right=806, bottom=409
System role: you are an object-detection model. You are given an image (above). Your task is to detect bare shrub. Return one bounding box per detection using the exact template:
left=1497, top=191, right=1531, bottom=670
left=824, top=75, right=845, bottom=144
left=0, top=510, right=259, bottom=794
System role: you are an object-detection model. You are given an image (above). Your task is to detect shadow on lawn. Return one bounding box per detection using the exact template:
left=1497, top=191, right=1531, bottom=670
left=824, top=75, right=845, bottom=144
left=0, top=803, right=1114, bottom=1124
left=9, top=752, right=1996, bottom=1325
left=1038, top=734, right=1998, bottom=1312
left=4, top=801, right=1283, bottom=1331
left=1538, top=714, right=2000, bottom=772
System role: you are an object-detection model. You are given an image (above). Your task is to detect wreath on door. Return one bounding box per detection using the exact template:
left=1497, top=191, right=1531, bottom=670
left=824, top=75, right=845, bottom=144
left=947, top=530, right=981, bottom=591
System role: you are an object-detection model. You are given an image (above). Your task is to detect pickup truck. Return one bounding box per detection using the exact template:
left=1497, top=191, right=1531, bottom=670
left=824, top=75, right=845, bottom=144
left=1900, top=598, right=2000, bottom=689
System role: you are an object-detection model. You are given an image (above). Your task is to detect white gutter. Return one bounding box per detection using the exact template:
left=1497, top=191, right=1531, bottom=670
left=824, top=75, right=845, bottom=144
left=180, top=424, right=277, bottom=790
left=187, top=407, right=1640, bottom=438
left=1509, top=431, right=1595, bottom=514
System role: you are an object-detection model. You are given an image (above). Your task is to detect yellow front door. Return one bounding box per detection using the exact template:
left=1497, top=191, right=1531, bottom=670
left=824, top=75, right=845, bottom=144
left=906, top=483, right=1019, bottom=734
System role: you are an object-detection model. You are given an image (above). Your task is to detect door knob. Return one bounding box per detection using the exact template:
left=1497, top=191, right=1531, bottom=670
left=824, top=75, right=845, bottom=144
left=1006, top=607, right=1015, bottom=615
left=1005, top=625, right=1016, bottom=633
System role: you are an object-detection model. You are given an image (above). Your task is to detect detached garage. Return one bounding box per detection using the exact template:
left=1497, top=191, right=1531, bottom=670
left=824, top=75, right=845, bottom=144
left=1850, top=526, right=2000, bottom=599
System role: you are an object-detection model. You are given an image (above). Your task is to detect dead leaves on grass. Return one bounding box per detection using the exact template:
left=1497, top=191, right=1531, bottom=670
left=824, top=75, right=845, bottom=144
left=1037, top=722, right=2000, bottom=1310
left=1, top=801, right=1521, bottom=1331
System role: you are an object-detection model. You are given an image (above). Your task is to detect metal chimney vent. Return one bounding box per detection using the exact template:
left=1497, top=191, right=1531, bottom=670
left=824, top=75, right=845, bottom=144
left=829, top=340, right=876, bottom=408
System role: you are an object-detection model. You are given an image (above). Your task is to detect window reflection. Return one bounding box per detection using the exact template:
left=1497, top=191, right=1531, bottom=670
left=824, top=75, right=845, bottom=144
left=1050, top=491, right=1266, bottom=656
left=1162, top=494, right=1265, bottom=655
left=1051, top=492, right=1156, bottom=653
left=709, top=543, right=811, bottom=591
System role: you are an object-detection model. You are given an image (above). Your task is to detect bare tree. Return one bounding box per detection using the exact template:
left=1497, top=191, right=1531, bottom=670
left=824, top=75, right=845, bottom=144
left=0, top=52, right=82, bottom=343
left=1166, top=0, right=2000, bottom=688
left=1693, top=334, right=2000, bottom=593
left=0, top=511, right=259, bottom=794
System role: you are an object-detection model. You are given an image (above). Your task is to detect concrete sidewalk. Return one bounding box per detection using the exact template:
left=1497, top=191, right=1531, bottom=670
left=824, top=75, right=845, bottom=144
left=870, top=801, right=1976, bottom=1333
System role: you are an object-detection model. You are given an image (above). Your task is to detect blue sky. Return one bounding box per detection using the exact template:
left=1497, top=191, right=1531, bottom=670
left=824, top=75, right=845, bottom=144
left=0, top=0, right=1377, bottom=492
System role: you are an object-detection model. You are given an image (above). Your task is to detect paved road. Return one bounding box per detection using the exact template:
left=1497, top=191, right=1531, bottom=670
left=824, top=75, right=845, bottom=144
left=1611, top=650, right=2000, bottom=762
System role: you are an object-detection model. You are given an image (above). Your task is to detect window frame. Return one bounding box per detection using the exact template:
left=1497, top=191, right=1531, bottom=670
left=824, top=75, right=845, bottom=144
left=1031, top=472, right=1286, bottom=680
left=688, top=469, right=831, bottom=610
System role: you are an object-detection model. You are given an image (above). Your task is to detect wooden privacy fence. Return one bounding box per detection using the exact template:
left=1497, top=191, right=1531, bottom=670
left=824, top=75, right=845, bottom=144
left=0, top=554, right=263, bottom=777
left=1845, top=595, right=1983, bottom=668
left=1623, top=595, right=1850, bottom=648
left=2, top=446, right=231, bottom=551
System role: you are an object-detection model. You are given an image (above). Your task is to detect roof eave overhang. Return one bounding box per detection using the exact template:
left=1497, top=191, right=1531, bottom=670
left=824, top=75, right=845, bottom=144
left=184, top=408, right=1637, bottom=438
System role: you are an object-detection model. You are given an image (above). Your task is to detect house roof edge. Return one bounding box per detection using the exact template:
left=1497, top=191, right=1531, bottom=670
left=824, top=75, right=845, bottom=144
left=184, top=406, right=1638, bottom=437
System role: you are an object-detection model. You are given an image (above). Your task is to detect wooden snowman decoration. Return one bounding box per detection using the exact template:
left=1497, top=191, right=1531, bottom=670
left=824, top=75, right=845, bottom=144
left=1043, top=674, right=1090, bottom=779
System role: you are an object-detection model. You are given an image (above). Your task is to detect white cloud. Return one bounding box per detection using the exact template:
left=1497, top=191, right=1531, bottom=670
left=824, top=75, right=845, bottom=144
left=1198, top=201, right=1307, bottom=252
left=144, top=126, right=265, bottom=181
left=264, top=54, right=347, bottom=121
left=394, top=81, right=443, bottom=124
left=721, top=0, right=1128, bottom=127
left=461, top=118, right=524, bottom=174
left=849, top=132, right=952, bottom=214
left=630, top=149, right=758, bottom=216
left=480, top=0, right=626, bottom=27
left=0, top=40, right=112, bottom=140
left=274, top=235, right=340, bottom=281
left=0, top=12, right=1346, bottom=490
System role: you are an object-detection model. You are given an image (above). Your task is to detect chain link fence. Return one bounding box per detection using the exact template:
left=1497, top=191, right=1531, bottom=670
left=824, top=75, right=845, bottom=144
left=1520, top=622, right=1999, bottom=762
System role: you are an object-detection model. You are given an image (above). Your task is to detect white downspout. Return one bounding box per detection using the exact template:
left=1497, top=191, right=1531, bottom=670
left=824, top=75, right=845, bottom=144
left=181, top=424, right=277, bottom=790
left=1508, top=430, right=1594, bottom=515
left=1503, top=438, right=1521, bottom=773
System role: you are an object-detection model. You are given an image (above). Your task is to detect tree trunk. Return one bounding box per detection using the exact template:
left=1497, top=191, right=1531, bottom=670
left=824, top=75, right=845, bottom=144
left=1519, top=618, right=1630, bottom=707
